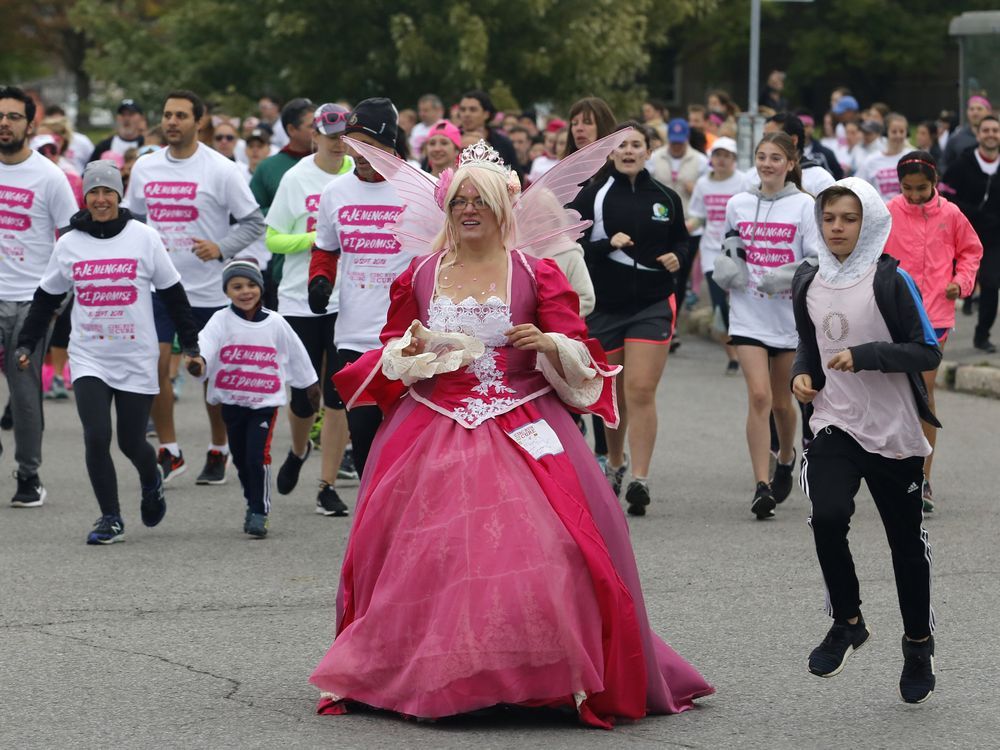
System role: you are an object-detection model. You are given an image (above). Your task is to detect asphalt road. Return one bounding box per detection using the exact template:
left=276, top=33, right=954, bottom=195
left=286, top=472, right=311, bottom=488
left=2, top=334, right=998, bottom=749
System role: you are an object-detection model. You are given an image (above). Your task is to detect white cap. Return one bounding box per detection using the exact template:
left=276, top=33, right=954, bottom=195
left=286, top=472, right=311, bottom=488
left=709, top=136, right=738, bottom=156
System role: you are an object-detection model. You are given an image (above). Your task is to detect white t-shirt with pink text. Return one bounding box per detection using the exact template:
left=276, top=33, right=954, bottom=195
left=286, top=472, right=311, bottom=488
left=198, top=308, right=317, bottom=409
left=266, top=154, right=350, bottom=317
left=315, top=175, right=412, bottom=353
left=724, top=190, right=821, bottom=349
left=39, top=220, right=181, bottom=393
left=0, top=151, right=79, bottom=301
left=688, top=171, right=746, bottom=274
left=857, top=151, right=904, bottom=203
left=123, top=144, right=261, bottom=308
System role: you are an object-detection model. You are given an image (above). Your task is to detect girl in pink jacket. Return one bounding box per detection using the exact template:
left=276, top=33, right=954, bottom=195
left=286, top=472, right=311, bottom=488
left=885, top=150, right=983, bottom=512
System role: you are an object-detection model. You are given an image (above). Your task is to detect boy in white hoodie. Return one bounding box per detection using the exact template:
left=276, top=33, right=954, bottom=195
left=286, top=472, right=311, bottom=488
left=790, top=178, right=941, bottom=704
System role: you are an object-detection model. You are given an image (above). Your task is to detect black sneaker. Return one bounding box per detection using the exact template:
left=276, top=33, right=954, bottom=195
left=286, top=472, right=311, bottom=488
left=276, top=444, right=311, bottom=495
left=725, top=360, right=740, bottom=376
left=316, top=482, right=349, bottom=516
left=0, top=401, right=12, bottom=430
left=751, top=481, right=775, bottom=520
left=899, top=635, right=935, bottom=703
left=337, top=448, right=359, bottom=481
left=157, top=448, right=186, bottom=483
left=87, top=515, right=125, bottom=545
left=244, top=512, right=269, bottom=538
left=625, top=480, right=651, bottom=516
left=973, top=337, right=997, bottom=353
left=922, top=479, right=934, bottom=514
left=771, top=449, right=796, bottom=504
left=196, top=450, right=228, bottom=485
left=11, top=471, right=46, bottom=508
left=140, top=472, right=166, bottom=527
left=808, top=617, right=871, bottom=677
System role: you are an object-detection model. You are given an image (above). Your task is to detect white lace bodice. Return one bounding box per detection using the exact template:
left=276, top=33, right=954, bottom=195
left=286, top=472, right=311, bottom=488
left=427, top=295, right=512, bottom=347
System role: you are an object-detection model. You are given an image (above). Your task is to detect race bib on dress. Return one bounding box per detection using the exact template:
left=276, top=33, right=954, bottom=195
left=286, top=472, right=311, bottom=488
left=505, top=420, right=564, bottom=460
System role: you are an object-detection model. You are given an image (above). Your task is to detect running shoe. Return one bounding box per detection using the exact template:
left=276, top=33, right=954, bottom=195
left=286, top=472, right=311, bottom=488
left=11, top=471, right=46, bottom=508
left=771, top=449, right=796, bottom=504
left=337, top=447, right=359, bottom=481
left=669, top=338, right=682, bottom=354
left=625, top=479, right=651, bottom=516
left=751, top=481, right=775, bottom=520
left=157, top=448, right=186, bottom=483
left=244, top=512, right=269, bottom=538
left=605, top=456, right=629, bottom=497
left=87, top=514, right=125, bottom=545
left=808, top=617, right=871, bottom=678
left=45, top=375, right=69, bottom=400
left=146, top=418, right=158, bottom=438
left=276, top=444, right=311, bottom=495
left=899, top=635, right=935, bottom=704
left=0, top=401, right=12, bottom=430
left=922, top=479, right=934, bottom=513
left=725, top=360, right=740, bottom=376
left=316, top=482, right=349, bottom=516
left=684, top=289, right=699, bottom=311
left=140, top=472, right=166, bottom=527
left=973, top=337, right=997, bottom=353
left=595, top=454, right=609, bottom=475
left=195, top=450, right=228, bottom=485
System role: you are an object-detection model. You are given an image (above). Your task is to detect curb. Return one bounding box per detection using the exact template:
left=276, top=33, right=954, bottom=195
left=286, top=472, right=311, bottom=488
left=680, top=307, right=1000, bottom=400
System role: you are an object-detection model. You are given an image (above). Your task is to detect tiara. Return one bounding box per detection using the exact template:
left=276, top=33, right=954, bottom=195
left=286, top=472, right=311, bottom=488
left=458, top=139, right=508, bottom=174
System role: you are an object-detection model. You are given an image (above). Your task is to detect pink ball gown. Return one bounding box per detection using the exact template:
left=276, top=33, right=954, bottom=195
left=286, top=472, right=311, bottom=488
left=310, top=249, right=713, bottom=728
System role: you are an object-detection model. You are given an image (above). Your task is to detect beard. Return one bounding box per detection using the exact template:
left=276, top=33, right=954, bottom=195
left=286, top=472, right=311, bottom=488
left=0, top=132, right=27, bottom=155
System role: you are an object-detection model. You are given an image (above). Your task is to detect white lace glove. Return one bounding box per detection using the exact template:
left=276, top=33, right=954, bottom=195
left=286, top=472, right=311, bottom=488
left=712, top=234, right=749, bottom=290
left=381, top=320, right=485, bottom=386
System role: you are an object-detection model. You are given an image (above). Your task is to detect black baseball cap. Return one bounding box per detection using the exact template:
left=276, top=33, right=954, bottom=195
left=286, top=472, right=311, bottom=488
left=118, top=99, right=143, bottom=115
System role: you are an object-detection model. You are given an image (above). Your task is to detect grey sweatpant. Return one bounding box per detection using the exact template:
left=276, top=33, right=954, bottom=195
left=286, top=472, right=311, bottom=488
left=0, top=300, right=50, bottom=477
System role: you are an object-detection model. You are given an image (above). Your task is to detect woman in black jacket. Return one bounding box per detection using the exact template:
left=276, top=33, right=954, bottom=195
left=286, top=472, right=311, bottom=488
left=572, top=121, right=689, bottom=516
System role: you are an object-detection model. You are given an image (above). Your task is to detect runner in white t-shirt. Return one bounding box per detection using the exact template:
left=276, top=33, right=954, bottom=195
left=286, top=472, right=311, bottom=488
left=15, top=161, right=200, bottom=544
left=686, top=136, right=744, bottom=372
left=0, top=86, right=79, bottom=508
left=265, top=104, right=357, bottom=515
left=857, top=113, right=911, bottom=203
left=124, top=90, right=265, bottom=487
left=308, top=97, right=413, bottom=484
left=715, top=133, right=820, bottom=520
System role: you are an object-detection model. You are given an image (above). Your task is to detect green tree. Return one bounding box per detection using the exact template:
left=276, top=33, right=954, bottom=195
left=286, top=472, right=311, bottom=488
left=74, top=0, right=699, bottom=115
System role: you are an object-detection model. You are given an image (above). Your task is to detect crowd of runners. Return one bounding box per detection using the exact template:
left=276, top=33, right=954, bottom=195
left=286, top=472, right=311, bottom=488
left=2, top=75, right=994, bottom=717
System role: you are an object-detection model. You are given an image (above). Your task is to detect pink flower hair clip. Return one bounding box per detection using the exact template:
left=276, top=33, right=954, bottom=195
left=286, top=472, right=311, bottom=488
left=507, top=169, right=522, bottom=198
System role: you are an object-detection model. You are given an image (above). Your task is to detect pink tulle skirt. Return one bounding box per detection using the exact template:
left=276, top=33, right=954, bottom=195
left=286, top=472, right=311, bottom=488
left=310, top=394, right=713, bottom=727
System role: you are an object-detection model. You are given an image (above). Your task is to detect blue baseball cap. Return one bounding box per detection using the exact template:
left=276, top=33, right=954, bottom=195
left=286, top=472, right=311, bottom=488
left=668, top=118, right=690, bottom=143
left=833, top=96, right=859, bottom=115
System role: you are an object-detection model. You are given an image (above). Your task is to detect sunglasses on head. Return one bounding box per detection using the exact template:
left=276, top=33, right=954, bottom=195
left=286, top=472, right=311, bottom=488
left=214, top=134, right=236, bottom=142
left=315, top=110, right=348, bottom=128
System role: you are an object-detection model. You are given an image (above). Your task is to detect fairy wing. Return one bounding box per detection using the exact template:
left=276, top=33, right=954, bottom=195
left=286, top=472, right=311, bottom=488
left=512, top=129, right=629, bottom=258
left=342, top=136, right=444, bottom=256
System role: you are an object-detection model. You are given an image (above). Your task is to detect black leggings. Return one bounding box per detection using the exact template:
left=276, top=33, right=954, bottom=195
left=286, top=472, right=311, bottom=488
left=74, top=377, right=158, bottom=517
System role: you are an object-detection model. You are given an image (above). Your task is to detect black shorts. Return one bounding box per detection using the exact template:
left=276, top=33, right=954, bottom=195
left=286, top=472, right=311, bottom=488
left=152, top=293, right=220, bottom=344
left=285, top=313, right=344, bottom=411
left=586, top=297, right=676, bottom=353
left=728, top=335, right=795, bottom=358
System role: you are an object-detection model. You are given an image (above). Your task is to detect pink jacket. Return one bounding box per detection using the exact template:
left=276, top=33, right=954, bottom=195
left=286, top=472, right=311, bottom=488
left=885, top=193, right=983, bottom=328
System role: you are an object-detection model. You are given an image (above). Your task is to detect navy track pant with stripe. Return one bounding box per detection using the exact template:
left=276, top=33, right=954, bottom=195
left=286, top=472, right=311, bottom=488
left=222, top=405, right=278, bottom=516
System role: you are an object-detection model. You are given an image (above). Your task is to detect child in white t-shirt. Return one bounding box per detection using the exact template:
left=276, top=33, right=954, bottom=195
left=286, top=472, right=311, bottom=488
left=187, top=260, right=318, bottom=538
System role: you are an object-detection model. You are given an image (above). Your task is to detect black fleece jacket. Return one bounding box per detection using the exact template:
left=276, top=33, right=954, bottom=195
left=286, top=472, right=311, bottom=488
left=791, top=254, right=942, bottom=428
left=17, top=208, right=200, bottom=356
left=572, top=168, right=689, bottom=313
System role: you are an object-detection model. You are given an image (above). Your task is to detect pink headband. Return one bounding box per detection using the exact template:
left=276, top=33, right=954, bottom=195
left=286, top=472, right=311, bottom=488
left=969, top=95, right=992, bottom=110
left=799, top=115, right=815, bottom=128
left=427, top=119, right=461, bottom=150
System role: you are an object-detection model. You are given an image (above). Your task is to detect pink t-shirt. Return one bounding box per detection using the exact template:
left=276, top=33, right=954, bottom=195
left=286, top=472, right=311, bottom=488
left=807, top=264, right=931, bottom=459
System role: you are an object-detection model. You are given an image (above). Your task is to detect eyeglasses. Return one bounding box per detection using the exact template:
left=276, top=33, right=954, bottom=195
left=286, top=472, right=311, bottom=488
left=214, top=134, right=236, bottom=142
left=0, top=113, right=27, bottom=122
left=448, top=197, right=487, bottom=212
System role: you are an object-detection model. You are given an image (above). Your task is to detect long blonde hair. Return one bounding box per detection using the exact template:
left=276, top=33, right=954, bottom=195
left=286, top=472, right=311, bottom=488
left=431, top=165, right=517, bottom=256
